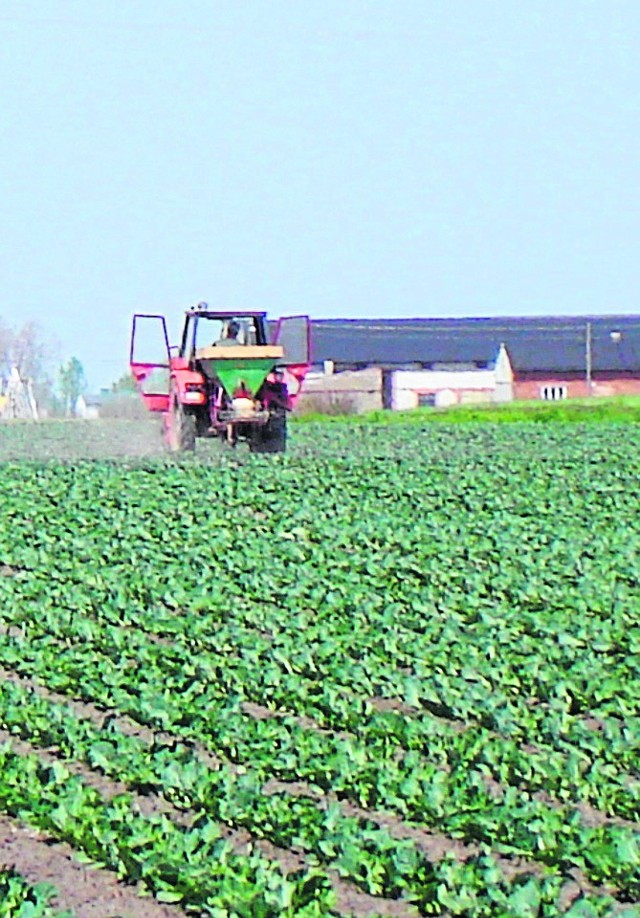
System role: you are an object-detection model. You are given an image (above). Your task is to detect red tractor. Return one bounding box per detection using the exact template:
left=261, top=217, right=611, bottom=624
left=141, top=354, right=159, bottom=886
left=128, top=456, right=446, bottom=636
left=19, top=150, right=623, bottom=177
left=130, top=305, right=310, bottom=453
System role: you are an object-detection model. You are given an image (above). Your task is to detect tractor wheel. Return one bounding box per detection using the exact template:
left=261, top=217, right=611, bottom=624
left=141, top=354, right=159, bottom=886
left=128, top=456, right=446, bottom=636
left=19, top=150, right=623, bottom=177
left=178, top=411, right=197, bottom=452
left=167, top=401, right=197, bottom=453
left=251, top=412, right=286, bottom=454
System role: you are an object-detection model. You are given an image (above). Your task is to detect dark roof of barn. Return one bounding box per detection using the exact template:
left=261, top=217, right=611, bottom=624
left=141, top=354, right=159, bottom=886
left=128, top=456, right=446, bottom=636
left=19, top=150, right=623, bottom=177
left=309, top=315, right=640, bottom=373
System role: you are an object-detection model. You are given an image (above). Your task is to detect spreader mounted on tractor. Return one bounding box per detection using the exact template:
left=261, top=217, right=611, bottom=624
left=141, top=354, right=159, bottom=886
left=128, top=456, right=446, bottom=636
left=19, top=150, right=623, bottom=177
left=130, top=305, right=310, bottom=453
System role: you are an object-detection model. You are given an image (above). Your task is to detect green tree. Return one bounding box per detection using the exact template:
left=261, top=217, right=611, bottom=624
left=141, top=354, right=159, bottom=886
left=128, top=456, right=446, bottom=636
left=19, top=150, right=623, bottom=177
left=58, top=357, right=87, bottom=417
left=110, top=370, right=137, bottom=394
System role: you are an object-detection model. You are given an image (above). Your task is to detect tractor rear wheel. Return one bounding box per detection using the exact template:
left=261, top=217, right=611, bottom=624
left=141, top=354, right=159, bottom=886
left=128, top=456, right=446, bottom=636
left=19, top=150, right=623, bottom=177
left=167, top=400, right=196, bottom=452
left=251, top=412, right=286, bottom=454
left=178, top=411, right=197, bottom=452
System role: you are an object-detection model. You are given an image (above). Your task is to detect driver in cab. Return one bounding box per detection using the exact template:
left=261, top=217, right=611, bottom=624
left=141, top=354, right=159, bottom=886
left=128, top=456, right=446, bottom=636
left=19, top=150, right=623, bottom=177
left=216, top=320, right=241, bottom=347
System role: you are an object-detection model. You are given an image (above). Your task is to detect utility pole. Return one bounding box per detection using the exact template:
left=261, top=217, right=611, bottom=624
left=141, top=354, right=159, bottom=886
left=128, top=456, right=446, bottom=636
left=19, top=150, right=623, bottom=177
left=585, top=321, right=592, bottom=396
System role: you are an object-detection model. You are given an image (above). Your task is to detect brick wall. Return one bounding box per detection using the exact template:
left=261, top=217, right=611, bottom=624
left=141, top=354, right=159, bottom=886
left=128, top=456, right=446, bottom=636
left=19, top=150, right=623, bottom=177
left=514, top=374, right=640, bottom=400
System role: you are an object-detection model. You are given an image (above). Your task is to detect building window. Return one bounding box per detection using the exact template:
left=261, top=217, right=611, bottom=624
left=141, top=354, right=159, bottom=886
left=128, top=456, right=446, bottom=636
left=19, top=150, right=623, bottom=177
left=417, top=393, right=437, bottom=407
left=540, top=385, right=567, bottom=401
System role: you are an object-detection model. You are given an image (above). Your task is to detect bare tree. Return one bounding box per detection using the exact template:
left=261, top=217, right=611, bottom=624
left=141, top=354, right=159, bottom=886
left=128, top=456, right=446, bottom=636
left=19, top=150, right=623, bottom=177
left=0, top=318, right=60, bottom=416
left=0, top=317, right=13, bottom=376
left=12, top=321, right=52, bottom=381
left=0, top=319, right=54, bottom=382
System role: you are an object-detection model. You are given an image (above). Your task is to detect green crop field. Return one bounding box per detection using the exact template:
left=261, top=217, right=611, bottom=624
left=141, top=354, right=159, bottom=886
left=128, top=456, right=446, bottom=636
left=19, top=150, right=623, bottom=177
left=0, top=418, right=638, bottom=916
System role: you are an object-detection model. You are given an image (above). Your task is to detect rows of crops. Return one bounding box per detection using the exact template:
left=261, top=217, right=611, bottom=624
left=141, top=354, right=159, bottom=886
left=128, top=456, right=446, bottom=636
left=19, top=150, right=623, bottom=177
left=0, top=421, right=638, bottom=916
left=0, top=868, right=68, bottom=917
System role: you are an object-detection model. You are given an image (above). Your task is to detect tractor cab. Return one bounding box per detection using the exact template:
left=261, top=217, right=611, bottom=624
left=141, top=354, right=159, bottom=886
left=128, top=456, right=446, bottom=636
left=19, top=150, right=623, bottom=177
left=180, top=306, right=270, bottom=358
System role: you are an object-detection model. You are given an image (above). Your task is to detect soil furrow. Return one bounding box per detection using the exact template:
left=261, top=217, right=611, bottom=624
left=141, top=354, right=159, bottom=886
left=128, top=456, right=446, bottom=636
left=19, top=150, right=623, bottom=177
left=0, top=812, right=185, bottom=918
left=245, top=699, right=640, bottom=833
left=2, top=717, right=611, bottom=914
left=0, top=727, right=420, bottom=916
left=0, top=564, right=19, bottom=577
left=0, top=666, right=225, bottom=768
left=0, top=728, right=188, bottom=825
left=261, top=777, right=626, bottom=906
left=2, top=667, right=637, bottom=882
left=3, top=604, right=625, bottom=783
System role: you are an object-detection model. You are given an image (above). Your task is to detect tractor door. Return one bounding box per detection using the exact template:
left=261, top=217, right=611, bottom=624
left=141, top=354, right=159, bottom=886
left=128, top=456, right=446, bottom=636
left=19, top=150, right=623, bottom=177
left=272, top=315, right=311, bottom=403
left=130, top=314, right=171, bottom=412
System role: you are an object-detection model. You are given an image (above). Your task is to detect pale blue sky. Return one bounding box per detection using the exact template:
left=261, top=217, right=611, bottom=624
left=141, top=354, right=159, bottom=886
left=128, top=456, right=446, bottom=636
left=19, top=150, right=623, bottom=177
left=2, top=1, right=639, bottom=387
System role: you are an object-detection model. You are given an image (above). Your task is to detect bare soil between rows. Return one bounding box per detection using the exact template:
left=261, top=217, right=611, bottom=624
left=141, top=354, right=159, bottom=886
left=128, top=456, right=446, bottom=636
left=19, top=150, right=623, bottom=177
left=0, top=813, right=185, bottom=918
left=0, top=725, right=419, bottom=917
left=0, top=668, right=631, bottom=914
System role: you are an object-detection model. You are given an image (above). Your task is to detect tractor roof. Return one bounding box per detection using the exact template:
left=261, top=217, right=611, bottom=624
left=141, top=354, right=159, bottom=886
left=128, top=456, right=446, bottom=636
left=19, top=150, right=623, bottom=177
left=186, top=307, right=267, bottom=319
